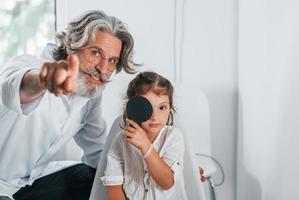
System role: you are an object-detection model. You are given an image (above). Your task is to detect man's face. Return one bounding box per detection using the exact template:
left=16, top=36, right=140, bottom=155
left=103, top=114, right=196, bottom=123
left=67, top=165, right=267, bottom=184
left=77, top=31, right=122, bottom=97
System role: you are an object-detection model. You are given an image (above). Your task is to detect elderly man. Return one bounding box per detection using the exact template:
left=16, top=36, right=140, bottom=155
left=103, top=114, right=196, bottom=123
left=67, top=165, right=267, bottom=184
left=0, top=10, right=138, bottom=200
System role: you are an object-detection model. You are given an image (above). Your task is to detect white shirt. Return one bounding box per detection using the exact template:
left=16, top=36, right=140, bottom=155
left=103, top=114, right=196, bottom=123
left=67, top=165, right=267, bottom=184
left=100, top=126, right=187, bottom=200
left=0, top=46, right=107, bottom=198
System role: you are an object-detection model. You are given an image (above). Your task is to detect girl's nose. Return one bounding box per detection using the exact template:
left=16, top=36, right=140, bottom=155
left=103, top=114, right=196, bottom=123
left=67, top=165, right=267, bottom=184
left=150, top=109, right=157, bottom=120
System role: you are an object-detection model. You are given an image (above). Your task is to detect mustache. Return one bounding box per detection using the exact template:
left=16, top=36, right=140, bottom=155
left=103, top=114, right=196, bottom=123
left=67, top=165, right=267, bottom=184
left=79, top=64, right=111, bottom=83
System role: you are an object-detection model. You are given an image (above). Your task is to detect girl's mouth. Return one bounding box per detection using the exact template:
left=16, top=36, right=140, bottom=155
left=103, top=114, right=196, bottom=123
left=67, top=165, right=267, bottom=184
left=149, top=124, right=160, bottom=128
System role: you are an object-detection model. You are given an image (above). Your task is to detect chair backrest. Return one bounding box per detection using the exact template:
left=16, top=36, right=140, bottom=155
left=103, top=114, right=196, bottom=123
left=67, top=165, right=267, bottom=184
left=173, top=84, right=210, bottom=200
left=89, top=115, right=124, bottom=200
left=173, top=84, right=211, bottom=155
left=89, top=85, right=211, bottom=200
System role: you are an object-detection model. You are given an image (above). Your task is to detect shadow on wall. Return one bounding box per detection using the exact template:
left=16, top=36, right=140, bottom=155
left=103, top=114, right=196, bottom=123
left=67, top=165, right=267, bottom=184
left=237, top=99, right=262, bottom=200
left=237, top=162, right=262, bottom=200
left=202, top=84, right=238, bottom=199
left=271, top=69, right=299, bottom=199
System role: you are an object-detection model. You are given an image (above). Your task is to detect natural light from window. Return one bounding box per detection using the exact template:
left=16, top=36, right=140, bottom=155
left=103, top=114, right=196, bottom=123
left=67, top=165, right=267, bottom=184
left=0, top=0, right=55, bottom=64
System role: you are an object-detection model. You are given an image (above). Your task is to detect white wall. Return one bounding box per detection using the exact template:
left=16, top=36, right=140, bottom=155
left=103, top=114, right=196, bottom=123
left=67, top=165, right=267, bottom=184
left=237, top=0, right=299, bottom=199
left=56, top=1, right=238, bottom=200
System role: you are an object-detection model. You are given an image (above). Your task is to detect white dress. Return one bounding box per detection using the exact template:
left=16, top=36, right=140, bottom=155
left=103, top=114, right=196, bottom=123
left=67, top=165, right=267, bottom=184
left=101, top=126, right=187, bottom=200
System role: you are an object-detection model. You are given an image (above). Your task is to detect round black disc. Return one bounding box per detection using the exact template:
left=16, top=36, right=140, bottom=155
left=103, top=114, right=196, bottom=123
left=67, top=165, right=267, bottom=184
left=126, top=96, right=153, bottom=125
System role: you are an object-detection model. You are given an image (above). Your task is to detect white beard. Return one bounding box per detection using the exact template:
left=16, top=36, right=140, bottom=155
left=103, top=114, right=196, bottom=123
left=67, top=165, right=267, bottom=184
left=76, top=72, right=106, bottom=98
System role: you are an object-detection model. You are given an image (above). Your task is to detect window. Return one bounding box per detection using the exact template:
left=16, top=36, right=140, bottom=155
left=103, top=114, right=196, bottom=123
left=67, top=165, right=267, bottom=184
left=0, top=0, right=55, bottom=64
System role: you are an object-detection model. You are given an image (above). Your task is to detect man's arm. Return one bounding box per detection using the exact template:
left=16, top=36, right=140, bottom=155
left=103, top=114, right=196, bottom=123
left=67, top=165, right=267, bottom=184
left=0, top=55, right=44, bottom=113
left=20, top=69, right=46, bottom=104
left=20, top=54, right=79, bottom=104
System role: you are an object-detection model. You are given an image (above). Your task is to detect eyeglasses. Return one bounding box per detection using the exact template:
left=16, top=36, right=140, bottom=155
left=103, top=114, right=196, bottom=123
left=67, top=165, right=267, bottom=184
left=79, top=47, right=119, bottom=73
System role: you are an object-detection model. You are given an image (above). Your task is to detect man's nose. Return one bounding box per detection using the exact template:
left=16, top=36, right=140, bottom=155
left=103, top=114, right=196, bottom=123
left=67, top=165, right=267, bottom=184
left=95, top=61, right=110, bottom=74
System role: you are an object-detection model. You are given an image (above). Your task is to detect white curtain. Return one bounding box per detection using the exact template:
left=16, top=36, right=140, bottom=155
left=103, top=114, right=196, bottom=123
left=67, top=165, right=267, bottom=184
left=237, top=0, right=299, bottom=199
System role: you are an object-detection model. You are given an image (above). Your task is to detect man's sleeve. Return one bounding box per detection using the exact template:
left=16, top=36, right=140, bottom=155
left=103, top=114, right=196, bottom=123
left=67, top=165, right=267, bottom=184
left=73, top=96, right=107, bottom=168
left=0, top=55, right=43, bottom=115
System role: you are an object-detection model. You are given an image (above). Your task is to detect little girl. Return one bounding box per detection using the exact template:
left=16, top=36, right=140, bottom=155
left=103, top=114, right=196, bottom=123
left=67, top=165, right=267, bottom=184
left=100, top=71, right=187, bottom=200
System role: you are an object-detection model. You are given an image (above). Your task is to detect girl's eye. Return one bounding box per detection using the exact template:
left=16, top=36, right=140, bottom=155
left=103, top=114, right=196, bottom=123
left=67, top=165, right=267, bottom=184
left=160, top=105, right=168, bottom=110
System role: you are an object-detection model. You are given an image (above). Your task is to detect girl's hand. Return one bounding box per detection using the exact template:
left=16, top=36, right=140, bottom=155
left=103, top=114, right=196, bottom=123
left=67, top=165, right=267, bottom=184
left=199, top=167, right=206, bottom=182
left=124, top=119, right=152, bottom=154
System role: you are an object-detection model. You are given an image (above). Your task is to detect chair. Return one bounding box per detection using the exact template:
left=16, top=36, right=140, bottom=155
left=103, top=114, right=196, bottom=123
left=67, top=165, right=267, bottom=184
left=89, top=115, right=123, bottom=200
left=89, top=86, right=211, bottom=200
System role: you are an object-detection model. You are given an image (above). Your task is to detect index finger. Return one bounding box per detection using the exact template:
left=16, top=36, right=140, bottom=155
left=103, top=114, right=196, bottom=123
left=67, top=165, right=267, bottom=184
left=126, top=119, right=140, bottom=129
left=67, top=54, right=79, bottom=76
left=39, top=64, right=47, bottom=86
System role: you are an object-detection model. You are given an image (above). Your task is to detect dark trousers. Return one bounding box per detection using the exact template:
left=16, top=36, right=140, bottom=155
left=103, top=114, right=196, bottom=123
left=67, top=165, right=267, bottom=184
left=12, top=164, right=96, bottom=200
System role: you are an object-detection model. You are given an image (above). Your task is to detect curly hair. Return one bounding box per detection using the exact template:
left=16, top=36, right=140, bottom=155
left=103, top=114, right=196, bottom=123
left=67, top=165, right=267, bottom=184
left=53, top=10, right=139, bottom=74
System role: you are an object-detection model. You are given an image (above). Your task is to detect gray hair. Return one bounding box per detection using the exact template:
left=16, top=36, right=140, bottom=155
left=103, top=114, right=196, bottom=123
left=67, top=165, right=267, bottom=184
left=53, top=10, right=138, bottom=74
